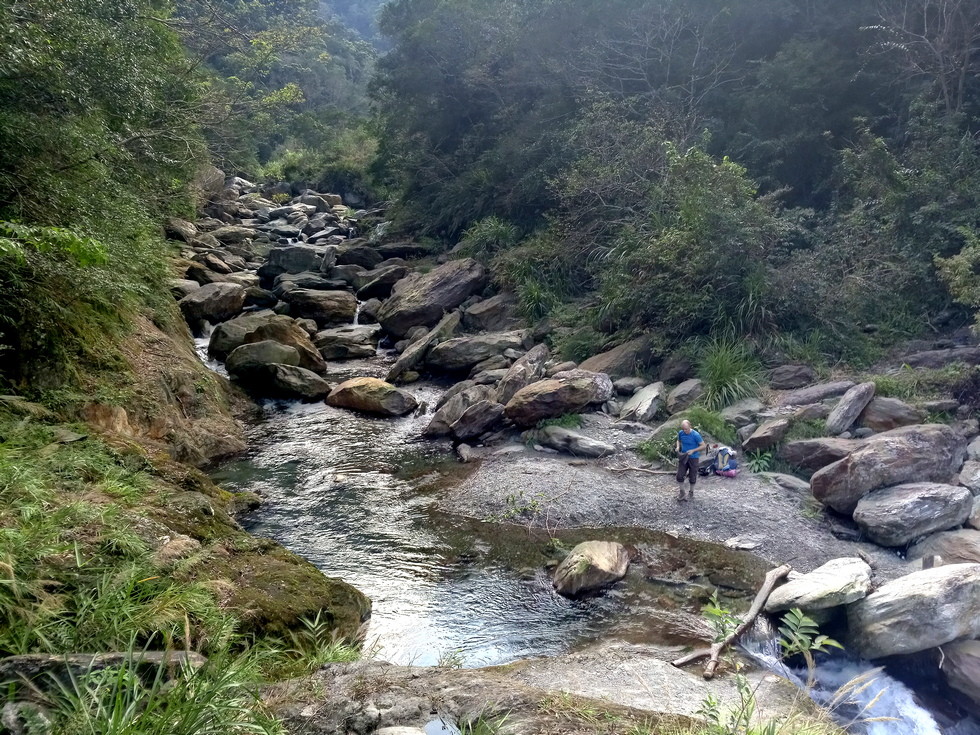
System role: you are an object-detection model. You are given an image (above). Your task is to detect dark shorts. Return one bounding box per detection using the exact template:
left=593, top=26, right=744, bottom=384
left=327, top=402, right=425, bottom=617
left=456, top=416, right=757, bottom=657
left=677, top=454, right=699, bottom=485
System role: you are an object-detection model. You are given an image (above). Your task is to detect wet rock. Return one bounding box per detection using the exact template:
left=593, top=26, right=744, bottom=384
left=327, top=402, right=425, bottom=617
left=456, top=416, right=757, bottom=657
left=226, top=341, right=300, bottom=375
left=386, top=311, right=461, bottom=384
left=179, top=282, right=246, bottom=330
left=243, top=317, right=326, bottom=373
left=450, top=400, right=505, bottom=442
left=437, top=380, right=476, bottom=410
left=356, top=265, right=409, bottom=300
left=666, top=379, right=703, bottom=414
left=742, top=419, right=792, bottom=453
left=811, top=424, right=966, bottom=515
left=553, top=541, right=632, bottom=597
left=496, top=344, right=550, bottom=406
left=778, top=437, right=867, bottom=472
left=765, top=558, right=872, bottom=613
left=327, top=377, right=418, bottom=417
left=426, top=330, right=531, bottom=372
left=284, top=289, right=357, bottom=326
left=425, top=385, right=496, bottom=437
left=249, top=364, right=333, bottom=401
left=909, top=529, right=980, bottom=564
left=462, top=292, right=520, bottom=332
left=825, top=382, right=876, bottom=435
left=852, top=483, right=973, bottom=547
left=619, top=382, right=666, bottom=424
left=940, top=641, right=980, bottom=708
left=528, top=426, right=615, bottom=459
left=337, top=243, right=383, bottom=270
left=720, top=398, right=765, bottom=427
left=847, top=564, right=980, bottom=659
left=769, top=364, right=816, bottom=390
left=313, top=324, right=381, bottom=360
left=779, top=381, right=855, bottom=407
left=579, top=337, right=655, bottom=379
left=376, top=258, right=488, bottom=338
left=902, top=347, right=980, bottom=369
left=207, top=310, right=279, bottom=360
left=358, top=298, right=382, bottom=324
left=858, top=397, right=925, bottom=432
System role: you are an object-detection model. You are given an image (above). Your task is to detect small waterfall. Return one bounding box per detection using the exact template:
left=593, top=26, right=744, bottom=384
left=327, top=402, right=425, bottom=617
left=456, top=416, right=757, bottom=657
left=353, top=301, right=361, bottom=326
left=740, top=636, right=946, bottom=735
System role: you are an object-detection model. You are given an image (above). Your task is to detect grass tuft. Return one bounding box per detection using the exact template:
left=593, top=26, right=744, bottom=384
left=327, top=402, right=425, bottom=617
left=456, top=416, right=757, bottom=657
left=698, top=336, right=764, bottom=411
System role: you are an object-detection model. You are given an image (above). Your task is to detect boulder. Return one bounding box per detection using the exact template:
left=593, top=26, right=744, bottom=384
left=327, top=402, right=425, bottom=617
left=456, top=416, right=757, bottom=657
left=169, top=279, right=199, bottom=300
left=274, top=271, right=339, bottom=295
left=940, top=641, right=980, bottom=708
left=425, top=384, right=497, bottom=438
left=902, top=347, right=980, bottom=370
left=579, top=338, right=655, bottom=379
left=825, top=382, right=876, bottom=435
left=355, top=265, right=409, bottom=300
left=462, top=293, right=520, bottom=332
left=546, top=361, right=577, bottom=377
left=426, top=331, right=531, bottom=372
left=327, top=378, right=418, bottom=417
left=846, top=564, right=980, bottom=659
left=858, top=397, right=925, bottom=432
left=765, top=558, right=872, bottom=613
left=386, top=311, right=461, bottom=384
left=226, top=341, right=300, bottom=376
left=194, top=251, right=233, bottom=275
left=968, top=436, right=980, bottom=462
left=960, top=460, right=980, bottom=495
left=779, top=381, right=855, bottom=407
left=259, top=245, right=335, bottom=284
left=376, top=258, right=488, bottom=338
left=496, top=344, right=550, bottom=406
left=549, top=369, right=614, bottom=404
left=285, top=289, right=357, bottom=326
left=720, top=398, right=765, bottom=427
left=375, top=241, right=432, bottom=259
left=778, top=438, right=867, bottom=472
left=337, top=244, right=383, bottom=270
left=769, top=364, right=817, bottom=390
left=313, top=325, right=382, bottom=361
left=852, top=483, right=973, bottom=547
left=970, top=497, right=980, bottom=530
left=908, top=529, right=980, bottom=564
left=210, top=225, right=257, bottom=244
left=759, top=472, right=811, bottom=495
left=811, top=424, right=966, bottom=515
left=614, top=377, right=648, bottom=395
left=619, top=382, right=666, bottom=424
left=207, top=310, right=278, bottom=361
left=164, top=218, right=197, bottom=242
left=261, top=364, right=333, bottom=401
left=529, top=426, right=615, bottom=459
left=553, top=541, right=632, bottom=597
left=741, top=419, right=792, bottom=453
left=244, top=286, right=278, bottom=308
left=658, top=352, right=695, bottom=382
left=449, top=400, right=505, bottom=442
left=178, top=282, right=246, bottom=329
left=666, top=379, right=703, bottom=414
left=243, top=317, right=326, bottom=373
left=504, top=372, right=611, bottom=427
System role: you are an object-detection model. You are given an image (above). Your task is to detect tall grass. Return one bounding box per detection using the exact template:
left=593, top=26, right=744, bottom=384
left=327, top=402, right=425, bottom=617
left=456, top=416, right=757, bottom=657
left=698, top=336, right=764, bottom=410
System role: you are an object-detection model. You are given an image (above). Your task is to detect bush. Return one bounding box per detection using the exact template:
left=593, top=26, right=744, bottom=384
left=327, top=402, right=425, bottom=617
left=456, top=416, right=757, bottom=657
left=697, top=336, right=764, bottom=411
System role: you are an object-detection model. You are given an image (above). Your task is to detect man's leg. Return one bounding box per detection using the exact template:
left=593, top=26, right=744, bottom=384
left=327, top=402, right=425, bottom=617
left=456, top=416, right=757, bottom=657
left=676, top=456, right=688, bottom=501
left=686, top=457, right=698, bottom=499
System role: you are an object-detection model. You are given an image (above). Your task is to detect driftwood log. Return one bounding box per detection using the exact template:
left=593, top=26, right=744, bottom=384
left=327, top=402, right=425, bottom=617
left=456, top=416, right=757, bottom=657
left=671, top=563, right=792, bottom=680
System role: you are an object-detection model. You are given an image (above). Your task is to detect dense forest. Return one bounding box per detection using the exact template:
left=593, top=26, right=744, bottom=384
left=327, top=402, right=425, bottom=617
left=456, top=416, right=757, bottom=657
left=1, top=0, right=979, bottom=391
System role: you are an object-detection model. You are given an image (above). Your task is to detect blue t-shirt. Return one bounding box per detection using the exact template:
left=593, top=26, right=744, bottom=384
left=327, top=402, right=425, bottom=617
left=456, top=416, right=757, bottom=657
left=678, top=429, right=704, bottom=458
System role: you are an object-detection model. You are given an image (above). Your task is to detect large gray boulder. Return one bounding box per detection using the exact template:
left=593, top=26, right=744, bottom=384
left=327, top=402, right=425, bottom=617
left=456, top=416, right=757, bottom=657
left=259, top=245, right=336, bottom=284
left=619, top=382, right=667, bottom=424
left=549, top=369, right=614, bottom=404
left=779, top=437, right=867, bottom=472
left=207, top=310, right=278, bottom=360
left=337, top=243, right=383, bottom=270
left=426, top=331, right=531, bottom=372
left=666, top=379, right=703, bottom=414
left=852, top=483, right=973, bottom=547
left=243, top=317, right=326, bottom=373
left=960, top=460, right=980, bottom=495
left=903, top=347, right=980, bottom=370
left=779, top=381, right=855, bottom=407
left=285, top=289, right=357, bottom=326
left=210, top=225, right=258, bottom=244
left=824, top=382, right=876, bottom=435
left=178, top=282, right=246, bottom=329
left=578, top=338, right=655, bottom=380
left=261, top=364, right=333, bottom=401
left=858, top=397, right=925, bottom=432
left=720, top=398, right=765, bottom=427
left=462, top=293, right=520, bottom=332
left=356, top=265, right=409, bottom=300
left=528, top=426, right=615, bottom=458
left=449, top=400, right=505, bottom=442
left=496, top=344, right=550, bottom=406
left=847, top=564, right=980, bottom=659
left=553, top=541, right=632, bottom=597
left=811, top=424, right=966, bottom=515
left=313, top=325, right=381, bottom=360
left=425, top=384, right=496, bottom=438
left=769, top=364, right=816, bottom=390
left=742, top=419, right=792, bottom=453
left=908, top=529, right=980, bottom=564
left=226, top=340, right=300, bottom=376
left=326, top=377, right=418, bottom=417
left=376, top=258, right=488, bottom=338
left=940, top=641, right=980, bottom=708
left=386, top=312, right=461, bottom=384
left=765, top=558, right=872, bottom=613
left=504, top=378, right=599, bottom=427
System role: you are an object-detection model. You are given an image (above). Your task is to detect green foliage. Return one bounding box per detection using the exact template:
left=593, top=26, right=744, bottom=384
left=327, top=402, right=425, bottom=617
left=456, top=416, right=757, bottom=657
left=680, top=408, right=738, bottom=446
left=455, top=217, right=521, bottom=263
left=697, top=337, right=764, bottom=411
left=870, top=364, right=971, bottom=401
left=745, top=451, right=774, bottom=473
left=779, top=608, right=844, bottom=688
left=636, top=433, right=678, bottom=464
left=784, top=420, right=826, bottom=442
left=702, top=592, right=740, bottom=643
left=936, top=227, right=980, bottom=332
left=537, top=414, right=584, bottom=430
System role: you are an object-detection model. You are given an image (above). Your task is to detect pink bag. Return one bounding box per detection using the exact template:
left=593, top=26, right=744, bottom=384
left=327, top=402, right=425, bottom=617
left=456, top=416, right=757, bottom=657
left=716, top=469, right=738, bottom=478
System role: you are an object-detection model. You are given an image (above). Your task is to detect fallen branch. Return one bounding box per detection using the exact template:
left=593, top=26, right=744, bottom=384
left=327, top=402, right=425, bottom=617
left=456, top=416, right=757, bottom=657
left=606, top=465, right=674, bottom=475
left=671, top=563, right=792, bottom=680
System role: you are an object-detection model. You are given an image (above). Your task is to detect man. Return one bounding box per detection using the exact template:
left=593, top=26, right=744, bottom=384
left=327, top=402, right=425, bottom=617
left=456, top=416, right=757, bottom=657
left=675, top=419, right=706, bottom=502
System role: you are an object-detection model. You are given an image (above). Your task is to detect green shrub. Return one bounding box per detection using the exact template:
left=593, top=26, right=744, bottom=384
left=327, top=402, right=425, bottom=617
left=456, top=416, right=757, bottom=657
left=538, top=414, right=584, bottom=430
left=697, top=336, right=764, bottom=410
left=455, top=217, right=520, bottom=263
left=784, top=419, right=826, bottom=442
left=680, top=407, right=738, bottom=446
